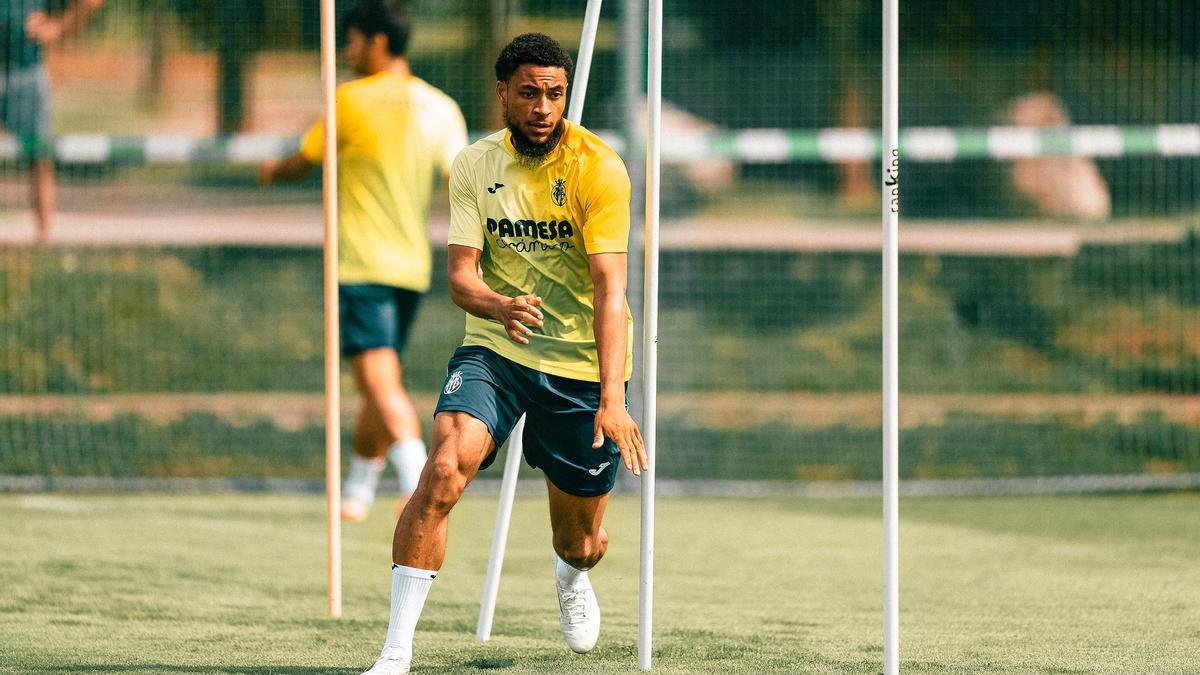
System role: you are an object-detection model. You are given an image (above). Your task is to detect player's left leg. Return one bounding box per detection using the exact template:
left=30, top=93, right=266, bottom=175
left=546, top=478, right=610, bottom=654
left=519, top=366, right=623, bottom=654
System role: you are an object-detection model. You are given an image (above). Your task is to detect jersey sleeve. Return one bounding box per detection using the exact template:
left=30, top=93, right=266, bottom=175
left=299, top=88, right=353, bottom=164
left=447, top=152, right=484, bottom=250
left=580, top=153, right=632, bottom=255
left=299, top=119, right=324, bottom=164
left=438, top=102, right=469, bottom=177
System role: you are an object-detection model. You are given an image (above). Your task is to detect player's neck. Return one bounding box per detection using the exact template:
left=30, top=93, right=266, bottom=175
left=385, top=58, right=411, bottom=78
left=364, top=58, right=411, bottom=79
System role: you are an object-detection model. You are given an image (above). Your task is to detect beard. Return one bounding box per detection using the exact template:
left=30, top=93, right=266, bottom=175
left=504, top=110, right=565, bottom=169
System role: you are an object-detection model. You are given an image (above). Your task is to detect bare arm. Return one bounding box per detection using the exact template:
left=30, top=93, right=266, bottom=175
left=26, top=0, right=104, bottom=45
left=259, top=153, right=315, bottom=186
left=589, top=252, right=647, bottom=475
left=448, top=244, right=543, bottom=345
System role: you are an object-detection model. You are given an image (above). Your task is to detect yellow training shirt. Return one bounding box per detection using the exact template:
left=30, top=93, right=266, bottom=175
left=447, top=120, right=633, bottom=382
left=301, top=72, right=467, bottom=291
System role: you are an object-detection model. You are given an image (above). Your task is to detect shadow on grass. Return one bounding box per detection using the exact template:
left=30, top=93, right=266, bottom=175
left=37, top=662, right=360, bottom=667
left=37, top=659, right=519, bottom=674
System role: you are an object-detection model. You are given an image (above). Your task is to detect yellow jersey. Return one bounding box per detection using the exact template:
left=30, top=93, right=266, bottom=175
left=301, top=71, right=467, bottom=291
left=447, top=120, right=633, bottom=382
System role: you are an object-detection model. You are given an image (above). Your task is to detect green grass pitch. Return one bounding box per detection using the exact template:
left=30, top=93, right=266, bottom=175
left=3, top=492, right=1199, bottom=673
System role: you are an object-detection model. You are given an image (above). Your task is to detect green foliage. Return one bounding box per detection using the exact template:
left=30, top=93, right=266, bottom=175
left=4, top=243, right=1200, bottom=481
left=3, top=243, right=1198, bottom=397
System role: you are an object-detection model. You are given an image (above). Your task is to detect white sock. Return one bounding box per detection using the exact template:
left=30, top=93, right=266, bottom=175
left=388, top=438, right=428, bottom=496
left=555, top=553, right=587, bottom=589
left=380, top=564, right=437, bottom=662
left=344, top=455, right=386, bottom=504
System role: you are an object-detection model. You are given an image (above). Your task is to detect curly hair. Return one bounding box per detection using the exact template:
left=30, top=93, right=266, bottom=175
left=343, top=0, right=412, bottom=57
left=494, top=33, right=574, bottom=82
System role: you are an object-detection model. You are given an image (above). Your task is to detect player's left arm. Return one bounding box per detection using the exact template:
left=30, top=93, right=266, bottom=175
left=589, top=252, right=647, bottom=476
left=584, top=149, right=647, bottom=475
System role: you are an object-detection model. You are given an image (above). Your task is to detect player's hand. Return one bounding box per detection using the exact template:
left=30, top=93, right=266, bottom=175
left=258, top=160, right=279, bottom=186
left=25, top=12, right=63, bottom=45
left=499, top=295, right=542, bottom=345
left=593, top=402, right=647, bottom=477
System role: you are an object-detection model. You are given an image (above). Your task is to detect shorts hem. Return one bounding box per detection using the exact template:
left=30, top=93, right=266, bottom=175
left=433, top=404, right=509, bottom=449
left=341, top=343, right=396, bottom=358
left=543, top=472, right=616, bottom=498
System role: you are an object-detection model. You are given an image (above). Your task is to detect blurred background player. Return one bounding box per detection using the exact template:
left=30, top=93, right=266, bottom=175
left=260, top=0, right=467, bottom=522
left=1, top=0, right=104, bottom=241
left=360, top=33, right=647, bottom=675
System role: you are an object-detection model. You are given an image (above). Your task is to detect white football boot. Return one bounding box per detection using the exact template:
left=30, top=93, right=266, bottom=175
left=359, top=652, right=409, bottom=675
left=555, top=561, right=601, bottom=653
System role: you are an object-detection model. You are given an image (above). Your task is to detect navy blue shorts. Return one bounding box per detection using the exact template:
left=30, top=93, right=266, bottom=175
left=339, top=284, right=422, bottom=358
left=434, top=346, right=624, bottom=497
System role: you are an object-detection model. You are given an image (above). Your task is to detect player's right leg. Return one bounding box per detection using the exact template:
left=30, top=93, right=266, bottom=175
left=362, top=411, right=493, bottom=675
left=362, top=347, right=524, bottom=675
left=341, top=387, right=390, bottom=522
left=32, top=158, right=55, bottom=242
left=346, top=347, right=422, bottom=520
left=354, top=347, right=427, bottom=516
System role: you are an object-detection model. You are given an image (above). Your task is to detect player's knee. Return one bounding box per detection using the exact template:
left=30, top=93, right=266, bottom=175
left=415, top=455, right=467, bottom=513
left=556, top=530, right=607, bottom=570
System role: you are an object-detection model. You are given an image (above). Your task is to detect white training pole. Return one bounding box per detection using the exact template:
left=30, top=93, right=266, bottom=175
left=639, top=0, right=661, bottom=670
left=319, top=0, right=342, bottom=619
left=474, top=2, right=604, bottom=642
left=475, top=416, right=526, bottom=641
left=882, top=0, right=900, bottom=673
left=568, top=0, right=603, bottom=121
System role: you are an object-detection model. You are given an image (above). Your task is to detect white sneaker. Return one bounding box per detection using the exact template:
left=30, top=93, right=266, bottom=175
left=556, top=573, right=600, bottom=653
left=341, top=495, right=371, bottom=522
left=360, top=653, right=410, bottom=675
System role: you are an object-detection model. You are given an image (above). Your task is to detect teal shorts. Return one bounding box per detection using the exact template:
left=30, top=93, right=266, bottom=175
left=339, top=284, right=421, bottom=358
left=434, top=346, right=624, bottom=497
left=1, top=65, right=50, bottom=151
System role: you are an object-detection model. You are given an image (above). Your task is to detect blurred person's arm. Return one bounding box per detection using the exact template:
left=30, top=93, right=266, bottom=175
left=260, top=120, right=323, bottom=186
left=26, top=0, right=105, bottom=46
left=259, top=154, right=315, bottom=186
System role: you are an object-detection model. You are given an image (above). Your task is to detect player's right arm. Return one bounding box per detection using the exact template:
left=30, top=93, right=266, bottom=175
left=260, top=117, right=327, bottom=186
left=446, top=151, right=541, bottom=344
left=25, top=0, right=104, bottom=46
left=258, top=153, right=314, bottom=185
left=447, top=245, right=542, bottom=345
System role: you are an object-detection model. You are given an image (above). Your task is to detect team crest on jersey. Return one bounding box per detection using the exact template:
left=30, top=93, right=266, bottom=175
left=551, top=178, right=567, bottom=207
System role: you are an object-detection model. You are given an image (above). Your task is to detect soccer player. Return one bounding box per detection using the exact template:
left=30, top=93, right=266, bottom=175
left=2, top=0, right=104, bottom=241
left=360, top=33, right=647, bottom=675
left=260, top=0, right=466, bottom=521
